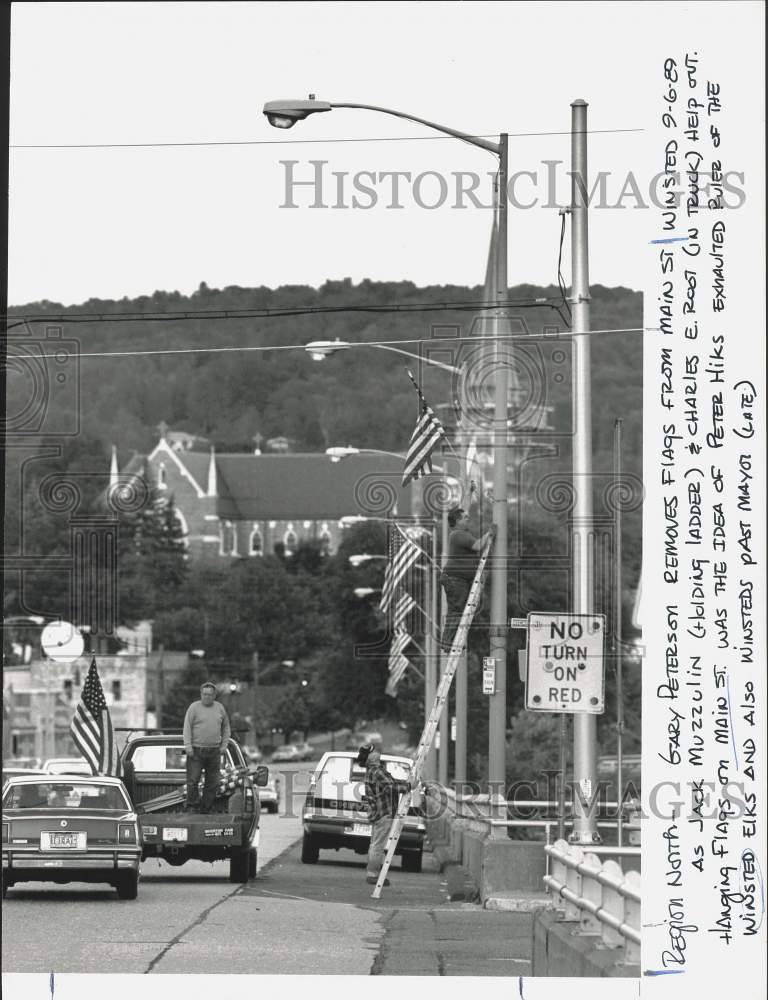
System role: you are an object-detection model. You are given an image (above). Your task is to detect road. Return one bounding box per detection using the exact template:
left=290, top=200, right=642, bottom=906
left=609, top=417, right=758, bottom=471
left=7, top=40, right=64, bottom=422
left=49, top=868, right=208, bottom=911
left=2, top=762, right=533, bottom=978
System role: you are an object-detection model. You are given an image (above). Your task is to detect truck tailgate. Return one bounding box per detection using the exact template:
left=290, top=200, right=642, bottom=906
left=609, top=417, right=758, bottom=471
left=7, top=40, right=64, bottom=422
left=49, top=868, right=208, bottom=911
left=140, top=813, right=248, bottom=847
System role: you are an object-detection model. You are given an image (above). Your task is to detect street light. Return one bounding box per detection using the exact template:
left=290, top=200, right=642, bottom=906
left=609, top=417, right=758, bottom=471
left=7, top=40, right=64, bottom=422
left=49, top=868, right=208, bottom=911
left=265, top=97, right=510, bottom=799
left=348, top=554, right=387, bottom=567
left=306, top=339, right=460, bottom=375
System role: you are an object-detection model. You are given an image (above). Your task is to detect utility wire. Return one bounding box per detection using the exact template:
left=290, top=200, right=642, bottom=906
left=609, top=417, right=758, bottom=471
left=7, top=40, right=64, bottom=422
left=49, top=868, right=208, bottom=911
left=5, top=296, right=564, bottom=330
left=10, top=127, right=645, bottom=150
left=10, top=327, right=651, bottom=361
left=557, top=212, right=572, bottom=323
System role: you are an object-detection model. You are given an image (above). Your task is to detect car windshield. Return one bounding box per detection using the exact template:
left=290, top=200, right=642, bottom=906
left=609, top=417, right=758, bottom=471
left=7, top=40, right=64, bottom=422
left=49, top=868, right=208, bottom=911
left=4, top=782, right=130, bottom=810
left=317, top=756, right=411, bottom=799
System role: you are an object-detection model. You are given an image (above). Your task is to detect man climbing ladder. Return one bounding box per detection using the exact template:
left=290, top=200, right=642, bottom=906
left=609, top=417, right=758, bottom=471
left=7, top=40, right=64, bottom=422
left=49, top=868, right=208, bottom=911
left=371, top=529, right=496, bottom=899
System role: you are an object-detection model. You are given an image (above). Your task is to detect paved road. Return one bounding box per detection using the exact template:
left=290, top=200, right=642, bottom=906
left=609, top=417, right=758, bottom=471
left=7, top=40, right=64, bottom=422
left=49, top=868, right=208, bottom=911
left=2, top=761, right=533, bottom=978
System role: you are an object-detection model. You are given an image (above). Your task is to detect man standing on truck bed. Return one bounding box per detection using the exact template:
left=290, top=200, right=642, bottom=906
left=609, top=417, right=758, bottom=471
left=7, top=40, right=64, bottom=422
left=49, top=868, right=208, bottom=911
left=183, top=682, right=231, bottom=813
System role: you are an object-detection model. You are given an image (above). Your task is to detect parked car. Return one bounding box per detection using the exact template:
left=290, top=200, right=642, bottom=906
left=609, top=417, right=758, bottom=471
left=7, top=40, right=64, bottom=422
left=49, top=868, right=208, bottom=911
left=294, top=742, right=315, bottom=762
left=243, top=746, right=263, bottom=764
left=43, top=757, right=92, bottom=776
left=301, top=751, right=426, bottom=872
left=271, top=744, right=301, bottom=763
left=2, top=773, right=142, bottom=898
left=258, top=776, right=279, bottom=814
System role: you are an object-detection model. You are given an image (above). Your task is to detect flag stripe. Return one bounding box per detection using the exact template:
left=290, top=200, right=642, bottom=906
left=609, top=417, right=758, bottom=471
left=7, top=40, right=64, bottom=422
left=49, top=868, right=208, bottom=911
left=379, top=535, right=421, bottom=612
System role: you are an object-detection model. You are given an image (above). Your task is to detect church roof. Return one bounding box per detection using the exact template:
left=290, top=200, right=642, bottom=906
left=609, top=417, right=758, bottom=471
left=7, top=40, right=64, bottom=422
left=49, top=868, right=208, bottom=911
left=212, top=452, right=414, bottom=521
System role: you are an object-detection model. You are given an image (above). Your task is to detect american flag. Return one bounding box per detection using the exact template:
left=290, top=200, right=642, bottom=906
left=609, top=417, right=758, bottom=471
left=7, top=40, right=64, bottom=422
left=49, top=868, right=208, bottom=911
left=70, top=658, right=121, bottom=777
left=385, top=652, right=410, bottom=698
left=402, top=370, right=446, bottom=486
left=393, top=591, right=416, bottom=631
left=379, top=529, right=422, bottom=614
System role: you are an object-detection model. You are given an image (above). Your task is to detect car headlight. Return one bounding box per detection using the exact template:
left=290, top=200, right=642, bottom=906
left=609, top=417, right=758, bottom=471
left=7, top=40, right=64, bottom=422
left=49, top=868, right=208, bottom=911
left=118, top=822, right=138, bottom=844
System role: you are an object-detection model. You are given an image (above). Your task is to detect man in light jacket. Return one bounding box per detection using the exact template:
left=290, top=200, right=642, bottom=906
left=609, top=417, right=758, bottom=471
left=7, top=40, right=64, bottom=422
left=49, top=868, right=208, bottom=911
left=183, top=682, right=231, bottom=813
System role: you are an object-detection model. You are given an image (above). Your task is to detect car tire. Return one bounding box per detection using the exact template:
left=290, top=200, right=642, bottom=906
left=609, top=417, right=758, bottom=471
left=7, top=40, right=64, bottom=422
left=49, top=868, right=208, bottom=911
left=248, top=848, right=258, bottom=879
left=229, top=847, right=250, bottom=883
left=401, top=850, right=423, bottom=873
left=301, top=832, right=319, bottom=864
left=116, top=871, right=139, bottom=900
left=270, top=803, right=279, bottom=814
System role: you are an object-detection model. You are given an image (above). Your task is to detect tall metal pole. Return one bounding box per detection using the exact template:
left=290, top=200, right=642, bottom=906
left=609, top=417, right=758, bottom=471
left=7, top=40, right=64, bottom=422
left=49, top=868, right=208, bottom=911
left=423, top=523, right=438, bottom=781
left=614, top=419, right=625, bottom=846
left=438, top=490, right=450, bottom=786
left=488, top=133, right=509, bottom=799
left=453, top=450, right=468, bottom=784
left=570, top=100, right=600, bottom=844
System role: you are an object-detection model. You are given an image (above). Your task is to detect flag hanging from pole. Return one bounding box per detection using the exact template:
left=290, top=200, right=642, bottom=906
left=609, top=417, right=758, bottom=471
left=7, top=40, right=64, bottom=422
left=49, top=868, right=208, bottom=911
left=379, top=530, right=421, bottom=613
left=392, top=591, right=416, bottom=631
left=70, top=658, right=121, bottom=777
left=385, top=652, right=410, bottom=697
left=402, top=370, right=446, bottom=486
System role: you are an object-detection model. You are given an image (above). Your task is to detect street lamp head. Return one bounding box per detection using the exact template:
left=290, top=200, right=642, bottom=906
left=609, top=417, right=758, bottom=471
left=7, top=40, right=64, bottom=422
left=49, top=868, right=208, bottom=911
left=353, top=587, right=377, bottom=598
left=263, top=98, right=332, bottom=129
left=305, top=339, right=350, bottom=361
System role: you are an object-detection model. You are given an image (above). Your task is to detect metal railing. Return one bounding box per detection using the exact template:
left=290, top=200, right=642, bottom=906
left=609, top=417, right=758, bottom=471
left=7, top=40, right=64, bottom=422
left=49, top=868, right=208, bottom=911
left=544, top=838, right=640, bottom=965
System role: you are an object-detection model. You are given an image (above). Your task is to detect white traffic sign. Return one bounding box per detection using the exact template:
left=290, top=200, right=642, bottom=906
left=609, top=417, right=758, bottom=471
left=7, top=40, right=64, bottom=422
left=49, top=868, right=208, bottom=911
left=525, top=612, right=605, bottom=714
left=510, top=617, right=527, bottom=629
left=482, top=657, right=496, bottom=695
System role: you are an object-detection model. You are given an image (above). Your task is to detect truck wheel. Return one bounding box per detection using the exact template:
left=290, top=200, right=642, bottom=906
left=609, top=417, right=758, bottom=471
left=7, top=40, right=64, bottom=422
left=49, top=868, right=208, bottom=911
left=229, top=847, right=250, bottom=883
left=116, top=871, right=139, bottom=899
left=301, top=832, right=319, bottom=864
left=402, top=850, right=422, bottom=873
left=248, top=848, right=257, bottom=879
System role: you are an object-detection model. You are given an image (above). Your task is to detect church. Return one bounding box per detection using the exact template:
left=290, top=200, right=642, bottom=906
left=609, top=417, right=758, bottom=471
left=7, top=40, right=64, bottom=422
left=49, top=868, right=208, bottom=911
left=111, top=426, right=421, bottom=561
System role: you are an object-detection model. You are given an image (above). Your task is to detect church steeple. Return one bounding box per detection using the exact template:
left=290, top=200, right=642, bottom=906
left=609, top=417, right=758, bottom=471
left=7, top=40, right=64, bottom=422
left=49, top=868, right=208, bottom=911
left=207, top=446, right=217, bottom=497
left=109, top=445, right=119, bottom=491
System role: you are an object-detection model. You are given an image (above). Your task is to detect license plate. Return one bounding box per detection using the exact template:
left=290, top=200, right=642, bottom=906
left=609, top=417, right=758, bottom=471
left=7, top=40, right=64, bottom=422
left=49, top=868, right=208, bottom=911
left=41, top=831, right=86, bottom=850
left=345, top=823, right=371, bottom=836
left=162, top=827, right=188, bottom=842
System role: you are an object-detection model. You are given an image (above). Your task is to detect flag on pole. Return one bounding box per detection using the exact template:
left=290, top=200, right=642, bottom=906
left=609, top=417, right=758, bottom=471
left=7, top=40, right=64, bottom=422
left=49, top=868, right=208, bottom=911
left=402, top=370, right=446, bottom=486
left=385, top=653, right=410, bottom=697
left=393, top=592, right=416, bottom=631
left=388, top=627, right=411, bottom=665
left=70, top=658, right=121, bottom=777
left=379, top=530, right=421, bottom=613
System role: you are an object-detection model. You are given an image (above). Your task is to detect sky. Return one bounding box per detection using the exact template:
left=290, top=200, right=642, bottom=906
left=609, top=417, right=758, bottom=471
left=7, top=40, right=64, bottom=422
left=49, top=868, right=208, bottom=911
left=6, top=1, right=761, bottom=305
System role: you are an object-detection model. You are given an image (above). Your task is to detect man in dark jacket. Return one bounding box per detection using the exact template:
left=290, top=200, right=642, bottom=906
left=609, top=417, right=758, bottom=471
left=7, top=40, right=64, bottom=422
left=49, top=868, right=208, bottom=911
left=440, top=507, right=496, bottom=651
left=357, top=743, right=417, bottom=885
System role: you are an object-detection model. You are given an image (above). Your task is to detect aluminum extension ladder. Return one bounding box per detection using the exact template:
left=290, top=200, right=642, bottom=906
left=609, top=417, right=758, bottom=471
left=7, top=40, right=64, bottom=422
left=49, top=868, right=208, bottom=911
left=371, top=533, right=495, bottom=898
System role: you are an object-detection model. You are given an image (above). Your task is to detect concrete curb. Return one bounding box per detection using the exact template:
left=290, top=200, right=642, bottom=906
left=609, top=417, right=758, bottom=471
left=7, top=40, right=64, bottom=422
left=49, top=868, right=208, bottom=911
left=484, top=892, right=553, bottom=912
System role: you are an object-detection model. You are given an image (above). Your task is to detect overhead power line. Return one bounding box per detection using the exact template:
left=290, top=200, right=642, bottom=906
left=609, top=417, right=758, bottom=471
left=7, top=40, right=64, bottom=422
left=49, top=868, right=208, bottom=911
left=6, top=296, right=568, bottom=330
left=9, top=127, right=645, bottom=150
left=12, top=328, right=651, bottom=362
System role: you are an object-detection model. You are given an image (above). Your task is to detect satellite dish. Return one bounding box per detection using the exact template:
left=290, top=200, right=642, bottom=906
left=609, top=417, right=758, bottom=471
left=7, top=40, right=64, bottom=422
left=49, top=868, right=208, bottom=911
left=41, top=621, right=85, bottom=663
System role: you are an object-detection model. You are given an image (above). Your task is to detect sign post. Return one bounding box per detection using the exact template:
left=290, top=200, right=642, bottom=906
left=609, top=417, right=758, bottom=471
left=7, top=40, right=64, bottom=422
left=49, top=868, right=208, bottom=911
left=525, top=613, right=605, bottom=714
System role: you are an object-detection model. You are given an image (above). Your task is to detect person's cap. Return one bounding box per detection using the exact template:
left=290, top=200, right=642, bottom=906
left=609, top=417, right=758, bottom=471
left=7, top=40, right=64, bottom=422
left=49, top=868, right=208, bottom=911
left=355, top=743, right=375, bottom=767
left=200, top=682, right=217, bottom=694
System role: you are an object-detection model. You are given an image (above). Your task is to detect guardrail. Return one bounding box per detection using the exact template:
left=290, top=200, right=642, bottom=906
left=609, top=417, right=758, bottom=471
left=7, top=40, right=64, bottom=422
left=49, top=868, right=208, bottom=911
left=543, top=838, right=640, bottom=964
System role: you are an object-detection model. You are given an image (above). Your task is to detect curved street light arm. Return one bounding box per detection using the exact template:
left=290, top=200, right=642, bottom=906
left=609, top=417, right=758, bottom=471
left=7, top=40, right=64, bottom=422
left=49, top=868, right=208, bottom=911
left=330, top=102, right=500, bottom=156
left=370, top=342, right=461, bottom=375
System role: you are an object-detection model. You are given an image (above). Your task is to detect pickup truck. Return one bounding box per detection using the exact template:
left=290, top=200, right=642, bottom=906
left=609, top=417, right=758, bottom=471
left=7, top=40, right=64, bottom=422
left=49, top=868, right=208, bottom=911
left=119, top=732, right=268, bottom=883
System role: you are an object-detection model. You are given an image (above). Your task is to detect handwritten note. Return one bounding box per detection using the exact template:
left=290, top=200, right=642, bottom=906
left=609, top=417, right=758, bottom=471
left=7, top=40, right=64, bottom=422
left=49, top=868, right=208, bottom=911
left=645, top=46, right=765, bottom=988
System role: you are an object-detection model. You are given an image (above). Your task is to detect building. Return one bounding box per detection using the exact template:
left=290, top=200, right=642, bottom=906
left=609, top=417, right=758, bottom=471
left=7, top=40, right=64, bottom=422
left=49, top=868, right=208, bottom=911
left=113, top=428, right=421, bottom=561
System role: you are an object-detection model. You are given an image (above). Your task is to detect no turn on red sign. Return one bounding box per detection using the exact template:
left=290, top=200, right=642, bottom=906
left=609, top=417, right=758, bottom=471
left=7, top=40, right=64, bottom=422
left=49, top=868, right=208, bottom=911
left=525, top=612, right=605, bottom=714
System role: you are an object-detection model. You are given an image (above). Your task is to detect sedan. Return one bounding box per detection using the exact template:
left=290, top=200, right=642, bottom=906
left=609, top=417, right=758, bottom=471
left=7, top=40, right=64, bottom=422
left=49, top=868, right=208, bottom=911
left=258, top=776, right=280, bottom=814
left=2, top=774, right=142, bottom=898
left=270, top=744, right=300, bottom=763
left=294, top=742, right=315, bottom=762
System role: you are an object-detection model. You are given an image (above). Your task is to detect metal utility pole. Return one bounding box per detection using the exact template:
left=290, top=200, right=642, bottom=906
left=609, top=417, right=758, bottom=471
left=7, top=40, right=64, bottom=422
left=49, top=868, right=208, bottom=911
left=487, top=133, right=510, bottom=800
left=614, top=419, right=625, bottom=846
left=569, top=100, right=600, bottom=844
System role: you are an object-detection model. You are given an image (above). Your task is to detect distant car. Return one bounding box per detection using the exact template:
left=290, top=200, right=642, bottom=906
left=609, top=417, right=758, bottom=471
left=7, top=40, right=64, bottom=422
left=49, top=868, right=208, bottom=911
left=243, top=746, right=263, bottom=764
left=294, top=742, right=315, bottom=762
left=258, top=776, right=279, bottom=813
left=271, top=744, right=301, bottom=763
left=43, top=757, right=93, bottom=776
left=2, top=773, right=142, bottom=898
left=301, top=751, right=425, bottom=872
left=3, top=757, right=42, bottom=770
left=345, top=730, right=383, bottom=751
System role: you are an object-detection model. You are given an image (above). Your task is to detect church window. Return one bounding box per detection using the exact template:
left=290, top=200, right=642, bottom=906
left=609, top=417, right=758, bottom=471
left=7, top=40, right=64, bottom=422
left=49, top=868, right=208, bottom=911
left=250, top=527, right=263, bottom=556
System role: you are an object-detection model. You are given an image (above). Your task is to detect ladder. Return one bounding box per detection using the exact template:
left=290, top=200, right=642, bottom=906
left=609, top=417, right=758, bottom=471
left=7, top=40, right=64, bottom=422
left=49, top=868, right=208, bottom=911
left=371, top=533, right=494, bottom=899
